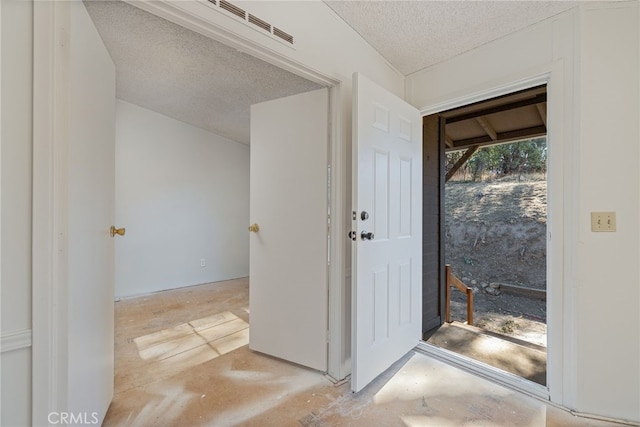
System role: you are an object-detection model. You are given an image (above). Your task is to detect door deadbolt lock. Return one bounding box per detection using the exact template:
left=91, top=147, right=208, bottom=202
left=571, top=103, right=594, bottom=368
left=360, top=211, right=369, bottom=221
left=361, top=231, right=374, bottom=241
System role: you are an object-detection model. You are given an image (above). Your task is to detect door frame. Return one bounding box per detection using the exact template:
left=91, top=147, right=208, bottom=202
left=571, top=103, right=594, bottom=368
left=32, top=1, right=347, bottom=423
left=123, top=5, right=348, bottom=382
left=416, top=63, right=567, bottom=403
left=32, top=2, right=70, bottom=423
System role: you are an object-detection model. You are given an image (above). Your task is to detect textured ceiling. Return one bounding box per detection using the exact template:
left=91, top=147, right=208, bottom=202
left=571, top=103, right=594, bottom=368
left=324, top=1, right=579, bottom=75
left=84, top=1, right=323, bottom=145
left=85, top=1, right=582, bottom=145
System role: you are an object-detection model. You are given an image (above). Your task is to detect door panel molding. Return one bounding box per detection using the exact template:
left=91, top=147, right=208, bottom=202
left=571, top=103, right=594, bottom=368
left=351, top=72, right=422, bottom=392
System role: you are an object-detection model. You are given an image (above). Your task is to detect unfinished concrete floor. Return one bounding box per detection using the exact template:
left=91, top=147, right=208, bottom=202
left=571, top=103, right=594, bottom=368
left=104, top=278, right=622, bottom=426
left=426, top=322, right=547, bottom=386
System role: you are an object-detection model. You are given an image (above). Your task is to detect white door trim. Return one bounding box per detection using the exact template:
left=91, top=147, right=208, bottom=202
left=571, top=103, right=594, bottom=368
left=32, top=6, right=348, bottom=424
left=326, top=87, right=349, bottom=380
left=417, top=62, right=569, bottom=407
left=32, top=1, right=70, bottom=424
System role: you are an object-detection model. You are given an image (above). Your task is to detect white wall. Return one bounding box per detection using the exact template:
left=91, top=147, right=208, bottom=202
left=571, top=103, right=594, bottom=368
left=407, top=2, right=639, bottom=423
left=576, top=3, right=639, bottom=420
left=115, top=100, right=250, bottom=297
left=0, top=0, right=33, bottom=425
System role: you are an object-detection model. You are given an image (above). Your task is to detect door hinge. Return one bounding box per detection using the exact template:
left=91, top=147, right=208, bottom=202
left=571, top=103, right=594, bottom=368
left=60, top=27, right=69, bottom=48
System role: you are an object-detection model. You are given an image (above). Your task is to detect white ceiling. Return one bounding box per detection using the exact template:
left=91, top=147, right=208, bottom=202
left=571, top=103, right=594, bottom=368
left=324, top=1, right=580, bottom=76
left=85, top=0, right=582, bottom=145
left=84, top=0, right=323, bottom=145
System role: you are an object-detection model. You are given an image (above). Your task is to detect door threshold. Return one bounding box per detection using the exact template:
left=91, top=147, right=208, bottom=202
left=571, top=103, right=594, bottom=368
left=416, top=341, right=549, bottom=401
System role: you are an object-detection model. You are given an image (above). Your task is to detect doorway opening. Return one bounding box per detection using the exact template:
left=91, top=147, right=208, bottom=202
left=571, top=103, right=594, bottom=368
left=422, top=85, right=548, bottom=385
left=79, top=0, right=339, bottom=410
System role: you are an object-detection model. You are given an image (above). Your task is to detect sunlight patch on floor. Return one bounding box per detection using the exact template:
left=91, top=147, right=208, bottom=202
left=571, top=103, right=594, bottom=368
left=373, top=354, right=513, bottom=406
left=133, top=311, right=249, bottom=363
left=373, top=370, right=434, bottom=404
left=474, top=334, right=510, bottom=353
left=518, top=327, right=547, bottom=348
left=403, top=406, right=548, bottom=427
left=212, top=367, right=327, bottom=425
left=126, top=384, right=197, bottom=426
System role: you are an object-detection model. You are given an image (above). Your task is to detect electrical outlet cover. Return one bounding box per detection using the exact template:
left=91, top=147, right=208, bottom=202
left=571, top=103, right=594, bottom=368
left=591, top=212, right=616, bottom=232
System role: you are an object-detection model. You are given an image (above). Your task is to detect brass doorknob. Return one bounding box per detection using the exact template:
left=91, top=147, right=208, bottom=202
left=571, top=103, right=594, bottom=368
left=248, top=223, right=260, bottom=233
left=110, top=226, right=126, bottom=237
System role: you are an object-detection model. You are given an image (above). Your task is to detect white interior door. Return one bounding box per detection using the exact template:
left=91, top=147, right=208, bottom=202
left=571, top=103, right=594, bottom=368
left=249, top=89, right=329, bottom=371
left=351, top=73, right=422, bottom=392
left=66, top=1, right=116, bottom=421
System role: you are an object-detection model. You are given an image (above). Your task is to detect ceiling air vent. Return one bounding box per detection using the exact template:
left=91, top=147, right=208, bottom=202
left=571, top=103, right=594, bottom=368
left=219, top=0, right=246, bottom=20
left=248, top=14, right=271, bottom=33
left=206, top=0, right=295, bottom=45
left=273, top=27, right=294, bottom=45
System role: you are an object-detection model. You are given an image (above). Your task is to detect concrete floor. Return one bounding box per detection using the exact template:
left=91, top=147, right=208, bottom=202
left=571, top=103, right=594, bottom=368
left=426, top=322, right=547, bottom=385
left=104, top=278, right=622, bottom=426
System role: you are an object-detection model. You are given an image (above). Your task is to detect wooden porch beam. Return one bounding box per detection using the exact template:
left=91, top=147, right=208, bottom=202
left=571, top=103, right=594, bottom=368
left=445, top=145, right=479, bottom=182
left=444, top=93, right=547, bottom=124
left=447, top=125, right=548, bottom=152
left=476, top=116, right=497, bottom=141
left=445, top=134, right=454, bottom=148
left=536, top=103, right=547, bottom=127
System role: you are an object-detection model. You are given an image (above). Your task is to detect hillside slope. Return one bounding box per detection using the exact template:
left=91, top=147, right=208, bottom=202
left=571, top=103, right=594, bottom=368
left=445, top=178, right=547, bottom=289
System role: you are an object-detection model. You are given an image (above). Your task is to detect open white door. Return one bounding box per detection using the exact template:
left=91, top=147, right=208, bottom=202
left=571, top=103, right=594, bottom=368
left=65, top=1, right=116, bottom=421
left=249, top=89, right=329, bottom=371
left=351, top=73, right=422, bottom=392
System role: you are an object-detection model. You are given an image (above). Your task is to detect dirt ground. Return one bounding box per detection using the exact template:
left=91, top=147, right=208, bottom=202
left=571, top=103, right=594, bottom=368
left=445, top=175, right=547, bottom=346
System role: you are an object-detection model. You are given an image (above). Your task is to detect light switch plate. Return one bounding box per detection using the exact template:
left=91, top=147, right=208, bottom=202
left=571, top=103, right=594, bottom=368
left=591, top=212, right=616, bottom=232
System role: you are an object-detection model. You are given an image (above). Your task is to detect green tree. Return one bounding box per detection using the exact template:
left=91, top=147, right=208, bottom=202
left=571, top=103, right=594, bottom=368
left=446, top=137, right=546, bottom=182
left=491, top=137, right=546, bottom=176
